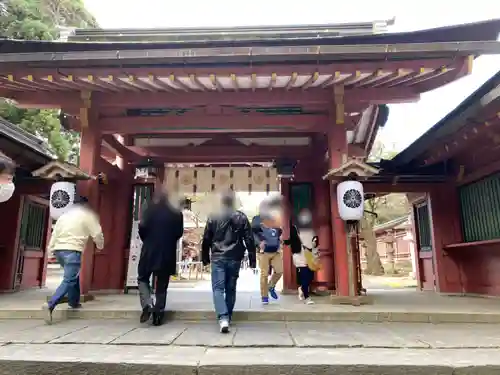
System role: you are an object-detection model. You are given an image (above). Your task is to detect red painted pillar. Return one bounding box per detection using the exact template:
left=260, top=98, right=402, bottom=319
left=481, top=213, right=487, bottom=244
left=280, top=178, right=295, bottom=292
left=78, top=120, right=101, bottom=297
left=313, top=178, right=335, bottom=290
left=328, top=123, right=350, bottom=297
left=92, top=135, right=135, bottom=292
left=428, top=185, right=463, bottom=293
left=98, top=167, right=134, bottom=292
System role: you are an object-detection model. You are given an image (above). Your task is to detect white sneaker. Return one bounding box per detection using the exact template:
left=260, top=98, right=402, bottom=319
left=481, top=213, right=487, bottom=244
left=298, top=287, right=304, bottom=301
left=219, top=319, right=230, bottom=333
left=42, top=303, right=53, bottom=325
left=305, top=298, right=314, bottom=305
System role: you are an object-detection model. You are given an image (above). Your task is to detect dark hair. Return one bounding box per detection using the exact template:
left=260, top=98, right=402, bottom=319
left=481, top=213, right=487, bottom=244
left=221, top=190, right=235, bottom=208
left=153, top=189, right=168, bottom=205
left=312, top=236, right=319, bottom=247
left=0, top=157, right=15, bottom=175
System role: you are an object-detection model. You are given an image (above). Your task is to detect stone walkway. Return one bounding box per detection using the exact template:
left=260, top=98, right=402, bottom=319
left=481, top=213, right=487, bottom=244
left=1, top=320, right=500, bottom=374
left=3, top=319, right=500, bottom=348
left=3, top=288, right=500, bottom=323
left=3, top=269, right=500, bottom=324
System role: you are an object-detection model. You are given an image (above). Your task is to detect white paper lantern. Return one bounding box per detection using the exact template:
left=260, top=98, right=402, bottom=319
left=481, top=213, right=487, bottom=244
left=50, top=181, right=76, bottom=219
left=0, top=182, right=15, bottom=203
left=337, top=180, right=364, bottom=221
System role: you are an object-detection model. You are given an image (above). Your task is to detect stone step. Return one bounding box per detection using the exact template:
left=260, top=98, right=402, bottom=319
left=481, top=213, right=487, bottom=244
left=0, top=344, right=499, bottom=375
left=2, top=307, right=500, bottom=323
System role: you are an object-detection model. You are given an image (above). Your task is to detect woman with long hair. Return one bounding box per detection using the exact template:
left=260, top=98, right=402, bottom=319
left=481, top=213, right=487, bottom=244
left=284, top=209, right=319, bottom=304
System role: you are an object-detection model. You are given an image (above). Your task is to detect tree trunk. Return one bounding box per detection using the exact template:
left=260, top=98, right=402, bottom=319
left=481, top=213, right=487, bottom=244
left=361, top=217, right=384, bottom=275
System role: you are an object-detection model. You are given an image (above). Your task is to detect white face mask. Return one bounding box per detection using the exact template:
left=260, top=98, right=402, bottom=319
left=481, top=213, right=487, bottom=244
left=0, top=182, right=15, bottom=203
left=298, top=211, right=312, bottom=226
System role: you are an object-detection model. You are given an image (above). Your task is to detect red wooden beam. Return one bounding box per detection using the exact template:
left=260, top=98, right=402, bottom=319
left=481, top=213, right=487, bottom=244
left=364, top=182, right=444, bottom=193
left=99, top=114, right=328, bottom=134
left=132, top=131, right=313, bottom=139
left=7, top=87, right=420, bottom=109
left=102, top=134, right=140, bottom=161
left=6, top=58, right=459, bottom=78
left=128, top=145, right=309, bottom=159
left=458, top=158, right=500, bottom=186
left=142, top=155, right=301, bottom=163
left=94, top=88, right=419, bottom=107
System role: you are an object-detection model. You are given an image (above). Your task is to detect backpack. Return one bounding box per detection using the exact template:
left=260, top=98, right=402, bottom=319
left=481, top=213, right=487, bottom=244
left=260, top=225, right=281, bottom=252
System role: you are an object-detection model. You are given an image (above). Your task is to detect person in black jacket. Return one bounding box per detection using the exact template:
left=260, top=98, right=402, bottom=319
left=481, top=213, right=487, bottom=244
left=283, top=224, right=302, bottom=288
left=137, top=190, right=184, bottom=326
left=201, top=190, right=256, bottom=333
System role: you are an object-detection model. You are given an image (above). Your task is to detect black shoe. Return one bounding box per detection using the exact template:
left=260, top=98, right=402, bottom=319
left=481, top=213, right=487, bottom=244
left=140, top=305, right=152, bottom=323
left=68, top=303, right=82, bottom=309
left=152, top=311, right=164, bottom=326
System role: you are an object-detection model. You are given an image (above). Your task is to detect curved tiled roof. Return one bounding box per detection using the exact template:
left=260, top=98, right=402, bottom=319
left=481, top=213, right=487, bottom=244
left=389, top=69, right=500, bottom=168
left=0, top=19, right=498, bottom=53
left=0, top=117, right=53, bottom=160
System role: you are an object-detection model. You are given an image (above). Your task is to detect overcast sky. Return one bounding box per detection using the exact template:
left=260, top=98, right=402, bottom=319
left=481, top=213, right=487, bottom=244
left=83, top=0, right=500, bottom=208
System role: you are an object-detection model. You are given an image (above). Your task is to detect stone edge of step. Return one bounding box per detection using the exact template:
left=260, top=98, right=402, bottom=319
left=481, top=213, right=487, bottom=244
left=0, top=345, right=500, bottom=374
left=2, top=309, right=500, bottom=324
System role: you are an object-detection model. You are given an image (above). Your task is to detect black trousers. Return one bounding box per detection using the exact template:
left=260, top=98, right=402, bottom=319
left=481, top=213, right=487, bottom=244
left=297, top=267, right=314, bottom=299
left=138, top=270, right=170, bottom=312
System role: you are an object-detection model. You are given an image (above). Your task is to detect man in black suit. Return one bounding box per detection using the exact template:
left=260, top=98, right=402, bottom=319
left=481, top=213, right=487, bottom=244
left=137, top=190, right=184, bottom=326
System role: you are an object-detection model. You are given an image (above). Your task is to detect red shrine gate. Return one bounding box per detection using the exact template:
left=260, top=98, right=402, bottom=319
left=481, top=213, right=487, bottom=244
left=0, top=20, right=499, bottom=299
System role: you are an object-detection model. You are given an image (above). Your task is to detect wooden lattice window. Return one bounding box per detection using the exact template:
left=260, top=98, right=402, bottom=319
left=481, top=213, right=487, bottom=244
left=19, top=199, right=47, bottom=250
left=415, top=202, right=432, bottom=251
left=459, top=173, right=500, bottom=242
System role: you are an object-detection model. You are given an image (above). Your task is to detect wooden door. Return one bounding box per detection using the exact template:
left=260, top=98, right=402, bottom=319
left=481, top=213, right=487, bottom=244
left=414, top=201, right=435, bottom=291
left=14, top=196, right=49, bottom=290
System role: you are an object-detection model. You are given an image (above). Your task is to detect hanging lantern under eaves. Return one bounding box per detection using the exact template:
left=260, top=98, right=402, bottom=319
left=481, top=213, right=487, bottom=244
left=50, top=181, right=76, bottom=219
left=135, top=157, right=160, bottom=179
left=337, top=180, right=364, bottom=221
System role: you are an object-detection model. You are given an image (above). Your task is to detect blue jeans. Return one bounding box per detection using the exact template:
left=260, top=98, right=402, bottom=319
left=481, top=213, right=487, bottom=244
left=211, top=258, right=240, bottom=321
left=48, top=250, right=81, bottom=309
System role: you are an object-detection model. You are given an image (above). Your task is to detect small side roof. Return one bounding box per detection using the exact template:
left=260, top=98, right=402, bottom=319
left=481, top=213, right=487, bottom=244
left=373, top=215, right=411, bottom=233
left=0, top=117, right=53, bottom=162
left=388, top=69, right=500, bottom=169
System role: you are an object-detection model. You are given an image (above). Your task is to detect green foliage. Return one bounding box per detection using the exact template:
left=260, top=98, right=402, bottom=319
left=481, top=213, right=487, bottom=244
left=368, top=139, right=398, bottom=162
left=0, top=0, right=98, bottom=162
left=0, top=0, right=97, bottom=39
left=364, top=140, right=409, bottom=225
left=366, top=194, right=409, bottom=225
left=0, top=100, right=79, bottom=162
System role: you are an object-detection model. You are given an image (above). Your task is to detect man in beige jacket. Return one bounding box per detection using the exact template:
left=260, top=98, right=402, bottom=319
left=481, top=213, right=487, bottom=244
left=43, top=196, right=104, bottom=323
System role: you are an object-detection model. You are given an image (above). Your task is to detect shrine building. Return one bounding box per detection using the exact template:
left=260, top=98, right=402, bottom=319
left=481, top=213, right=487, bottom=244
left=0, top=118, right=53, bottom=291
left=0, top=19, right=499, bottom=300
left=384, top=69, right=500, bottom=295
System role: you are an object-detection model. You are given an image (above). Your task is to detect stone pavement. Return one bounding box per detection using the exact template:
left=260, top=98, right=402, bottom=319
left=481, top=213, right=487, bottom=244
left=4, top=319, right=500, bottom=348
left=3, top=269, right=500, bottom=323
left=3, top=287, right=500, bottom=323
left=1, top=320, right=500, bottom=374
